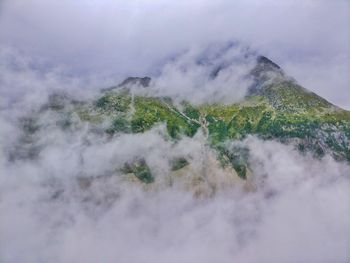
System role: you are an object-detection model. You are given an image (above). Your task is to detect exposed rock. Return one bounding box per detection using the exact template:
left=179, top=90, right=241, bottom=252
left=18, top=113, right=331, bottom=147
left=118, top=76, right=151, bottom=88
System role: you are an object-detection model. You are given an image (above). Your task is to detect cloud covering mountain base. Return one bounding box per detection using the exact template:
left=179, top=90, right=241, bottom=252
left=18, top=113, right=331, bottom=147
left=1, top=113, right=349, bottom=262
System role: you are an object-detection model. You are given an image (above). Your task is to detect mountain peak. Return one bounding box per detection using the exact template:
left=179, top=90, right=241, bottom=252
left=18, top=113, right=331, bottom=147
left=250, top=55, right=284, bottom=80
left=257, top=56, right=281, bottom=70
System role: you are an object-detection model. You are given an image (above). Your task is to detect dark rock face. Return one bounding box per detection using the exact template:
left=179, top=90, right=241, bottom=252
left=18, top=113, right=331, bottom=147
left=118, top=76, right=151, bottom=88
left=248, top=56, right=286, bottom=95
left=102, top=76, right=151, bottom=92
left=256, top=56, right=281, bottom=70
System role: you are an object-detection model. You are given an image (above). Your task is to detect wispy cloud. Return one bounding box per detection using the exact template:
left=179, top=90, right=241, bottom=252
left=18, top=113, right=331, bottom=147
left=0, top=0, right=349, bottom=107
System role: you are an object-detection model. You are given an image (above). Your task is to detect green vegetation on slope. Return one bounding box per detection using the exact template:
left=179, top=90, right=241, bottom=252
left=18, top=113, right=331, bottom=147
left=76, top=81, right=350, bottom=179
left=18, top=79, right=350, bottom=181
left=121, top=158, right=154, bottom=184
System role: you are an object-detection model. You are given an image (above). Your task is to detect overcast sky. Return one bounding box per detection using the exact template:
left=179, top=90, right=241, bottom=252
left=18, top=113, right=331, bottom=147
left=0, top=0, right=349, bottom=108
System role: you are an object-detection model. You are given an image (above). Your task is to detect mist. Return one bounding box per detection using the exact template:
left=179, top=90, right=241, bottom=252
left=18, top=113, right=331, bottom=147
left=1, top=1, right=350, bottom=262
left=1, top=114, right=349, bottom=262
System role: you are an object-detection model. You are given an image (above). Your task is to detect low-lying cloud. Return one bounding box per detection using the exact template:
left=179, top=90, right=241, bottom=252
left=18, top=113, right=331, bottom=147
left=1, top=112, right=349, bottom=262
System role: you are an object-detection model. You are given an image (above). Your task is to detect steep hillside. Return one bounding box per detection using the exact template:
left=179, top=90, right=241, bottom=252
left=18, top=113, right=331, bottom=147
left=14, top=56, right=350, bottom=187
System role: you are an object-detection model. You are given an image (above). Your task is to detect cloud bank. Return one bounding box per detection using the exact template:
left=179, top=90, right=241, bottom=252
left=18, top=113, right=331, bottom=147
left=1, top=114, right=349, bottom=262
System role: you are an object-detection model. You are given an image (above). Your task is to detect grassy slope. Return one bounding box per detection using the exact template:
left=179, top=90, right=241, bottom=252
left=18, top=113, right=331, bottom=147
left=73, top=81, right=349, bottom=179
left=199, top=82, right=350, bottom=161
left=28, top=80, right=349, bottom=181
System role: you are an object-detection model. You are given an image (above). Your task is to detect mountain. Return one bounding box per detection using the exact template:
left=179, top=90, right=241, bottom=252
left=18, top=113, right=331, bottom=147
left=14, top=55, right=350, bottom=192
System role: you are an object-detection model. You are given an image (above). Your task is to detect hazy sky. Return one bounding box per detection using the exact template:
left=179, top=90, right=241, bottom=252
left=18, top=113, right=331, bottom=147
left=0, top=0, right=349, bottom=108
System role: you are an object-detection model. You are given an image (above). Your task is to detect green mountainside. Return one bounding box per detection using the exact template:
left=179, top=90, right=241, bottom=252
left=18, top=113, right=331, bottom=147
left=15, top=56, right=350, bottom=185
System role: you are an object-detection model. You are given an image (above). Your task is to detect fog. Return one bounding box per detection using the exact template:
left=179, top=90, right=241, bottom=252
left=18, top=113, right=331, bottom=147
left=0, top=1, right=350, bottom=262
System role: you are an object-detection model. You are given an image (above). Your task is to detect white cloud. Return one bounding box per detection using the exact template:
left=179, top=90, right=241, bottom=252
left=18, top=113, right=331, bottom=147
left=1, top=119, right=349, bottom=262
